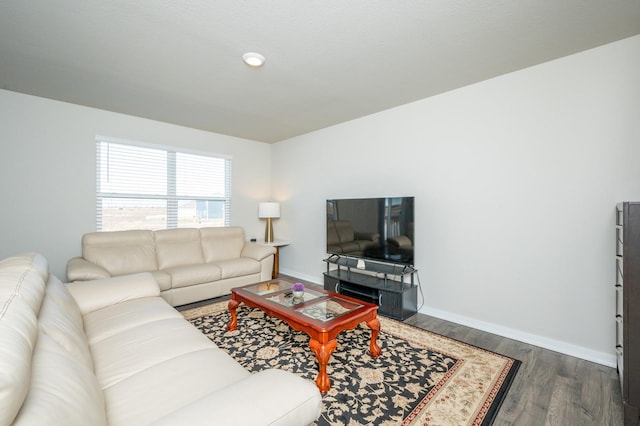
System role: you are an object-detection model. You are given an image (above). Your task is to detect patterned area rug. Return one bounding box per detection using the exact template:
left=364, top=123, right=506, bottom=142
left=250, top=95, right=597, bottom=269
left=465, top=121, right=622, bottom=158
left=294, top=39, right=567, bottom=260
left=182, top=301, right=520, bottom=425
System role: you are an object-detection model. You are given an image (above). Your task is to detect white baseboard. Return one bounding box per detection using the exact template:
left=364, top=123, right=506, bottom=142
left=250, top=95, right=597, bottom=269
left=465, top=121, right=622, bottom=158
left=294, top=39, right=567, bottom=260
left=419, top=306, right=616, bottom=368
left=278, top=268, right=616, bottom=368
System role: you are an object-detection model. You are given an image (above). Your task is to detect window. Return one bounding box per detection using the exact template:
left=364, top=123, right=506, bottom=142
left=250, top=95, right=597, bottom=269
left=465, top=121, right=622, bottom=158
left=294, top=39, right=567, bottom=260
left=96, top=137, right=231, bottom=231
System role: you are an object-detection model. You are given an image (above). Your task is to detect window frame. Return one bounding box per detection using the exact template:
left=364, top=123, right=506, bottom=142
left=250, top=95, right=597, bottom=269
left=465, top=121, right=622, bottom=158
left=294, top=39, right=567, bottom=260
left=96, top=136, right=232, bottom=231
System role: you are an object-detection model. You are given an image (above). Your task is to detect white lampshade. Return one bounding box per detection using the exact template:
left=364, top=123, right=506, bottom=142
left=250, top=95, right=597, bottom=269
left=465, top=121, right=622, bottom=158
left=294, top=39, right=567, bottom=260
left=258, top=202, right=280, bottom=219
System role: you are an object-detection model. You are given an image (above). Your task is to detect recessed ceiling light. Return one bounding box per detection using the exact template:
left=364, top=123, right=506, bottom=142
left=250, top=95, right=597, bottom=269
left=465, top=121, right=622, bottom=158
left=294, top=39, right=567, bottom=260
left=242, top=52, right=266, bottom=67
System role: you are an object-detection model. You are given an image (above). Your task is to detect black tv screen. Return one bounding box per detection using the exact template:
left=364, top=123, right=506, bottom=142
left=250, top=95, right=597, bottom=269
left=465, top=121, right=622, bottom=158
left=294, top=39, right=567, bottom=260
left=326, top=197, right=414, bottom=265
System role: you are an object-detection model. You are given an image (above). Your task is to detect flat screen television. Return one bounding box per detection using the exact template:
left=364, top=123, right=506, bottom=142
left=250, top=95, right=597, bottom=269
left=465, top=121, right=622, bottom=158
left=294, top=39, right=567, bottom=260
left=326, top=196, right=414, bottom=266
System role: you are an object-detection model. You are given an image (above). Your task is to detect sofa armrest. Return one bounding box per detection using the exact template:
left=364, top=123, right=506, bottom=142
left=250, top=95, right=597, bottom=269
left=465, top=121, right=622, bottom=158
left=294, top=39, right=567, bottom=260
left=241, top=242, right=277, bottom=261
left=66, top=273, right=161, bottom=315
left=152, top=369, right=321, bottom=426
left=387, top=235, right=413, bottom=248
left=66, top=257, right=111, bottom=281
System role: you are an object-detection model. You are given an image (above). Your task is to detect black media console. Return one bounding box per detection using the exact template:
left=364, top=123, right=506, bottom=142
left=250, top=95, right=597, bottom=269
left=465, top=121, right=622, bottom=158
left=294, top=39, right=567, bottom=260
left=323, top=255, right=418, bottom=320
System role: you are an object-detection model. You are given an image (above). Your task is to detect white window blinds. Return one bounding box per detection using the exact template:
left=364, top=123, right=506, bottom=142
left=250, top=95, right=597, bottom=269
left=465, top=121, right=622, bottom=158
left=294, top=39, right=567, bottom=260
left=96, top=138, right=231, bottom=231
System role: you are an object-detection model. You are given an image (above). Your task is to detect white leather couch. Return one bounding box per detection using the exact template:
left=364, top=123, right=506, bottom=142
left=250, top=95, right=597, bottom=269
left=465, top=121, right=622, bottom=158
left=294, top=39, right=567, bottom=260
left=66, top=226, right=276, bottom=307
left=1, top=252, right=322, bottom=425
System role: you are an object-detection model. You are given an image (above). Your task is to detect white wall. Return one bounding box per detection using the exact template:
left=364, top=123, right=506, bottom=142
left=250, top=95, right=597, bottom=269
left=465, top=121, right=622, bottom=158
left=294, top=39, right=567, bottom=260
left=0, top=90, right=272, bottom=278
left=272, top=35, right=640, bottom=365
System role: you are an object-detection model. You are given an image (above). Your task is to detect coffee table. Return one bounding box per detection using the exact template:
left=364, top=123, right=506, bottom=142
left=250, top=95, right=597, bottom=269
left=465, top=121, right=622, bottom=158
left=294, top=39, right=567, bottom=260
left=227, top=279, right=382, bottom=393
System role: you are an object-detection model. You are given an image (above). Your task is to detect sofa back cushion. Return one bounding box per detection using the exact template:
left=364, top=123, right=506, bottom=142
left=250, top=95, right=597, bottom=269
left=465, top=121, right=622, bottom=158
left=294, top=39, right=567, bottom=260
left=0, top=253, right=47, bottom=426
left=0, top=252, right=48, bottom=310
left=327, top=222, right=340, bottom=245
left=334, top=220, right=355, bottom=243
left=12, top=331, right=107, bottom=426
left=200, top=227, right=245, bottom=263
left=15, top=275, right=106, bottom=425
left=38, top=276, right=94, bottom=370
left=83, top=230, right=157, bottom=276
left=155, top=228, right=204, bottom=269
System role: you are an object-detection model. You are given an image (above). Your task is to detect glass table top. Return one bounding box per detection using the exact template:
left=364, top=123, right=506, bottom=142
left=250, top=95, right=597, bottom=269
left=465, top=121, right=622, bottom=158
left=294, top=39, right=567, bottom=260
left=242, top=280, right=293, bottom=296
left=295, top=296, right=363, bottom=322
left=266, top=288, right=325, bottom=307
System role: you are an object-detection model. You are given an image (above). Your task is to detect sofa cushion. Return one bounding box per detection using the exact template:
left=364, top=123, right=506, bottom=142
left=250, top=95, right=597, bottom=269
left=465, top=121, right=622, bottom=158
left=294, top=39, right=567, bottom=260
left=338, top=241, right=360, bottom=253
left=38, top=276, right=94, bottom=370
left=200, top=226, right=245, bottom=262
left=327, top=222, right=341, bottom=245
left=0, top=251, right=48, bottom=276
left=334, top=220, right=355, bottom=243
left=0, top=253, right=47, bottom=426
left=12, top=332, right=107, bottom=426
left=164, top=263, right=222, bottom=289
left=216, top=258, right=261, bottom=279
left=83, top=230, right=158, bottom=276
left=0, top=298, right=40, bottom=426
left=0, top=252, right=48, bottom=311
left=153, top=369, right=323, bottom=426
left=66, top=273, right=160, bottom=315
left=155, top=228, right=204, bottom=270
left=103, top=348, right=250, bottom=425
left=90, top=317, right=214, bottom=389
left=82, top=297, right=184, bottom=345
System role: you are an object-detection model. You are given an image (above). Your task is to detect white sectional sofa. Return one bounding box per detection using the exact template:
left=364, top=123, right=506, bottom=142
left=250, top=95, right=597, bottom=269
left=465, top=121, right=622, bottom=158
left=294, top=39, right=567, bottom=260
left=1, top=252, right=322, bottom=425
left=66, top=226, right=276, bottom=307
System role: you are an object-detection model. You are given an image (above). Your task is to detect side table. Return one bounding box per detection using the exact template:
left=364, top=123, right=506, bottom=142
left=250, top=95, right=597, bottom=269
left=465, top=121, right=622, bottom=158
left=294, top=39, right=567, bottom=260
left=256, top=239, right=290, bottom=278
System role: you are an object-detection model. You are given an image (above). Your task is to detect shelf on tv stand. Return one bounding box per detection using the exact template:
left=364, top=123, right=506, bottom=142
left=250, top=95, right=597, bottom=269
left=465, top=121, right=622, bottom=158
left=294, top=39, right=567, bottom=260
left=323, top=255, right=418, bottom=320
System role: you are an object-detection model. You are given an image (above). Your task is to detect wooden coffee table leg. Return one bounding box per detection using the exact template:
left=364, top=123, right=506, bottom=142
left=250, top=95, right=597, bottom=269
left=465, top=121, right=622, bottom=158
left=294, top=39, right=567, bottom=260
left=366, top=317, right=382, bottom=357
left=227, top=298, right=240, bottom=331
left=309, top=339, right=338, bottom=394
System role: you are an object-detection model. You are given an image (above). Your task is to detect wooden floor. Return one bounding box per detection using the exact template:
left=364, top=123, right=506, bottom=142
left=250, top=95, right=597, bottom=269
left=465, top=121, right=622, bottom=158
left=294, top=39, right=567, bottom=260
left=403, top=313, right=624, bottom=425
left=180, top=277, right=624, bottom=425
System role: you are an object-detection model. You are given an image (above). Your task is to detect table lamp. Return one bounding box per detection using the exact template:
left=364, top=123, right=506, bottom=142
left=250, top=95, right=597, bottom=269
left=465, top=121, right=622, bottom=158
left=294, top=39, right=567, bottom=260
left=258, top=202, right=280, bottom=243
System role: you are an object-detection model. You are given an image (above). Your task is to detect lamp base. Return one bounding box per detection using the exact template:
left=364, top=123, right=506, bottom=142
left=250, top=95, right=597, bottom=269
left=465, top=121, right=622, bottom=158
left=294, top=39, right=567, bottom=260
left=264, top=217, right=274, bottom=243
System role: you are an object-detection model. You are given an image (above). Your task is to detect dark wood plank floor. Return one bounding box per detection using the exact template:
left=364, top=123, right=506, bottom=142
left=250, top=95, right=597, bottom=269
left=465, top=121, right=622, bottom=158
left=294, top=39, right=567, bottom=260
left=179, top=276, right=624, bottom=425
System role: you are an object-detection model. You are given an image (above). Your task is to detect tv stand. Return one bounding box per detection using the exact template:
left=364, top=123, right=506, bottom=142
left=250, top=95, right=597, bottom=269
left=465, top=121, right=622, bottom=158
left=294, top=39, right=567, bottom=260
left=323, top=255, right=418, bottom=320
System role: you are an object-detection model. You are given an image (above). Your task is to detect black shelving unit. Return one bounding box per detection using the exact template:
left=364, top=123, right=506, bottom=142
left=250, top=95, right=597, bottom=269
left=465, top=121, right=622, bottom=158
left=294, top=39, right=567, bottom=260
left=323, top=254, right=418, bottom=320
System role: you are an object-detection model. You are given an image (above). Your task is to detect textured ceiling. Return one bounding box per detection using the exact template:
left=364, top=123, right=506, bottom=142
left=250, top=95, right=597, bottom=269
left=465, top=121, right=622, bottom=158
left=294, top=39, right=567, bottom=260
left=1, top=1, right=639, bottom=143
